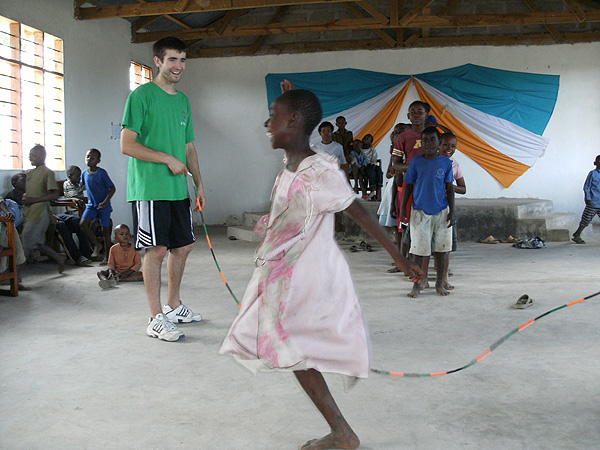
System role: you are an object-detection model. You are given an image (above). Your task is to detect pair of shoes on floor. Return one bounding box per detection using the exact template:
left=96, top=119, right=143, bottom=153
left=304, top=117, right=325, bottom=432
left=146, top=304, right=202, bottom=342
left=513, top=294, right=534, bottom=309
left=98, top=277, right=117, bottom=289
left=359, top=241, right=374, bottom=252
left=572, top=235, right=585, bottom=244
left=480, top=235, right=499, bottom=244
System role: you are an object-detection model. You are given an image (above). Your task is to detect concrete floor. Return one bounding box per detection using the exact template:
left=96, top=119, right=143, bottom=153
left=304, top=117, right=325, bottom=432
left=1, top=226, right=599, bottom=450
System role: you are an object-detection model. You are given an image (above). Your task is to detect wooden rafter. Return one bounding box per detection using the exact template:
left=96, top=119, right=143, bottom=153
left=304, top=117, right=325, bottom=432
left=398, top=0, right=434, bottom=27
left=437, top=0, right=460, bottom=15
left=77, top=0, right=351, bottom=19
left=212, top=10, right=248, bottom=35
left=132, top=10, right=600, bottom=42
left=246, top=6, right=289, bottom=54
left=522, top=0, right=563, bottom=43
left=132, top=16, right=161, bottom=32
left=390, top=0, right=402, bottom=27
left=187, top=30, right=600, bottom=57
left=173, top=0, right=192, bottom=12
left=355, top=1, right=389, bottom=25
left=344, top=3, right=395, bottom=46
left=563, top=0, right=587, bottom=22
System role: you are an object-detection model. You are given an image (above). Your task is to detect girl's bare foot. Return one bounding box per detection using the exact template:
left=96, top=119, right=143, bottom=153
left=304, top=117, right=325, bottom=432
left=408, top=284, right=421, bottom=298
left=435, top=282, right=450, bottom=296
left=387, top=266, right=401, bottom=273
left=300, top=431, right=359, bottom=450
left=443, top=279, right=454, bottom=290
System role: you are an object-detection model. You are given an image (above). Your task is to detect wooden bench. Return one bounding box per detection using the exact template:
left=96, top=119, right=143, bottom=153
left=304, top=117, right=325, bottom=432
left=0, top=217, right=18, bottom=297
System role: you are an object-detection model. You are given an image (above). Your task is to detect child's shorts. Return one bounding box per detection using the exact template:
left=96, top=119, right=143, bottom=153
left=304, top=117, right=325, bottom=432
left=133, top=198, right=195, bottom=250
left=82, top=205, right=112, bottom=227
left=409, top=208, right=452, bottom=257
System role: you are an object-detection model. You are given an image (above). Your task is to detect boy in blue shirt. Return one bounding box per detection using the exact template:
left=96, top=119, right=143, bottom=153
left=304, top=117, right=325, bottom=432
left=572, top=155, right=600, bottom=244
left=401, top=127, right=454, bottom=298
left=80, top=148, right=116, bottom=264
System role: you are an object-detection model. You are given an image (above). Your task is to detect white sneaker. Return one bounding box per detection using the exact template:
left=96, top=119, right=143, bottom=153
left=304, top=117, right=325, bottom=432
left=163, top=304, right=202, bottom=323
left=146, top=314, right=184, bottom=341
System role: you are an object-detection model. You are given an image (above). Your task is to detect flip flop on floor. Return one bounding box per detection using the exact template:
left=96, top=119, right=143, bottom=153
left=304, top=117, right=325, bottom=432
left=500, top=235, right=519, bottom=243
left=349, top=245, right=358, bottom=253
left=513, top=294, right=534, bottom=309
left=365, top=244, right=374, bottom=252
left=480, top=235, right=499, bottom=244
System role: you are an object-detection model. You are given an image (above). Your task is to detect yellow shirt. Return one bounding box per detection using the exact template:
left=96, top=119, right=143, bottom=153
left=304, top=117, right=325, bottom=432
left=23, top=165, right=56, bottom=222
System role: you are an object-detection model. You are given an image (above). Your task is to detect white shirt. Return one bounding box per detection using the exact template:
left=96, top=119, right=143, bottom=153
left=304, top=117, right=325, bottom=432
left=311, top=141, right=347, bottom=165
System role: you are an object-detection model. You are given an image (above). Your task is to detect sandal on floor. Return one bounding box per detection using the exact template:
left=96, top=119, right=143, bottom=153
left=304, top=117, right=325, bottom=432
left=513, top=294, right=534, bottom=309
left=480, top=235, right=499, bottom=244
left=571, top=236, right=585, bottom=244
left=500, top=235, right=519, bottom=243
left=365, top=244, right=374, bottom=252
left=349, top=245, right=358, bottom=253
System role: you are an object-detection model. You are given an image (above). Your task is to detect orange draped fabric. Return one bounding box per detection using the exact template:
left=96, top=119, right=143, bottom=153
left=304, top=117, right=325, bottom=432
left=414, top=79, right=530, bottom=188
left=355, top=82, right=411, bottom=147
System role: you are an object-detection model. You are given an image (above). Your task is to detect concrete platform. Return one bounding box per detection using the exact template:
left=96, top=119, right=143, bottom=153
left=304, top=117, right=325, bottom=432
left=1, top=226, right=600, bottom=450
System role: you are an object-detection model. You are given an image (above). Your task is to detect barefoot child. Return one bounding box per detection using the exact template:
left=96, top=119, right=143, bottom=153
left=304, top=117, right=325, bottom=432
left=220, top=88, right=423, bottom=450
left=80, top=148, right=116, bottom=264
left=439, top=132, right=466, bottom=290
left=401, top=126, right=454, bottom=298
left=97, top=223, right=143, bottom=289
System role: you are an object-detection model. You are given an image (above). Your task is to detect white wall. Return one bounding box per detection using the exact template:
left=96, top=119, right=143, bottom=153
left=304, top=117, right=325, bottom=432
left=3, top=1, right=599, bottom=225
left=180, top=42, right=600, bottom=223
left=1, top=0, right=153, bottom=227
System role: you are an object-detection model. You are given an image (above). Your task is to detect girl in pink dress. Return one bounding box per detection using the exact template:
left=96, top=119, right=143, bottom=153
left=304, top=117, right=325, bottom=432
left=220, top=86, right=422, bottom=450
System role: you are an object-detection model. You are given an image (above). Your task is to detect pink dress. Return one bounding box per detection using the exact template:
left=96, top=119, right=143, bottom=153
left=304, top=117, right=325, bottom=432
left=220, top=154, right=369, bottom=378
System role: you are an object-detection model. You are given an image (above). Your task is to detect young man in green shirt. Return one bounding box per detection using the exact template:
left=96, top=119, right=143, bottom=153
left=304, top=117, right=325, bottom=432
left=121, top=37, right=206, bottom=342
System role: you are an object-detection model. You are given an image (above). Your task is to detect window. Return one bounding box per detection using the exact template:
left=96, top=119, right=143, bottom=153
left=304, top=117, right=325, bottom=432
left=0, top=15, right=64, bottom=171
left=129, top=61, right=152, bottom=91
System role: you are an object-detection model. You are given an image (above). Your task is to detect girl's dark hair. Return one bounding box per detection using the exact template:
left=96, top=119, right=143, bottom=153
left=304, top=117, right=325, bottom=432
left=278, top=89, right=323, bottom=135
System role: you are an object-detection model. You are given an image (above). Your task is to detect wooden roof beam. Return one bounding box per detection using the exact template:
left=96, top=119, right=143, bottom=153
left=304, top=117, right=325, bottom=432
left=355, top=1, right=389, bottom=25
left=76, top=0, right=351, bottom=19
left=344, top=3, right=395, bottom=46
left=522, top=0, right=563, bottom=43
left=133, top=10, right=600, bottom=42
left=246, top=6, right=289, bottom=54
left=132, top=16, right=161, bottom=32
left=173, top=0, right=192, bottom=13
left=390, top=0, right=402, bottom=27
left=562, top=0, right=587, bottom=22
left=187, top=31, right=600, bottom=57
left=398, top=0, right=434, bottom=27
left=211, top=10, right=248, bottom=35
left=437, top=0, right=460, bottom=15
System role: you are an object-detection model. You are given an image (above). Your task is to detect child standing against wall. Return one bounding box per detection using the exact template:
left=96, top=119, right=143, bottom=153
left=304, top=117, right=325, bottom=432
left=220, top=88, right=422, bottom=450
left=80, top=148, right=116, bottom=264
left=572, top=155, right=600, bottom=244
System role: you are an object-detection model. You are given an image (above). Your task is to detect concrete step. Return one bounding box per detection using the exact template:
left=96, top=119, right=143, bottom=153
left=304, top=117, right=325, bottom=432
left=515, top=199, right=555, bottom=218
left=226, top=225, right=263, bottom=242
left=546, top=229, right=571, bottom=242
left=243, top=211, right=268, bottom=228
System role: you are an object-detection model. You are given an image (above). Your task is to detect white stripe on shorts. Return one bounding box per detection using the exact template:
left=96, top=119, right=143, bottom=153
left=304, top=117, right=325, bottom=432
left=136, top=201, right=156, bottom=249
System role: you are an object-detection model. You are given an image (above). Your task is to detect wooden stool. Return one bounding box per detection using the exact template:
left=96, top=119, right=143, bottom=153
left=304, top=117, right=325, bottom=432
left=0, top=217, right=18, bottom=297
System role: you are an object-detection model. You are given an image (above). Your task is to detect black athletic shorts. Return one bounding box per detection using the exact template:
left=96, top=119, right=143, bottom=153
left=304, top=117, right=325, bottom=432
left=133, top=199, right=195, bottom=250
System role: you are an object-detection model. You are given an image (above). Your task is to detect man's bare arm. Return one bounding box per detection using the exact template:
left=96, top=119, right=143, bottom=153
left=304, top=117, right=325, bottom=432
left=121, top=128, right=187, bottom=176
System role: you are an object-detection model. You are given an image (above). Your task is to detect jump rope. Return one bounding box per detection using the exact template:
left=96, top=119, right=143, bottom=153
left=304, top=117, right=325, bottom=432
left=193, top=190, right=600, bottom=378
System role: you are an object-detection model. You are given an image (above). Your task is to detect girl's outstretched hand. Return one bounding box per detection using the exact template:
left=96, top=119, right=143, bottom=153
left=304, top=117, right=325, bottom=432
left=399, top=259, right=424, bottom=284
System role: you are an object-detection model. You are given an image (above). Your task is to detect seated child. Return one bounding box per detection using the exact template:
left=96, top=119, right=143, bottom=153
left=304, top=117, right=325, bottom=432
left=0, top=196, right=28, bottom=290
left=21, top=145, right=66, bottom=273
left=401, top=127, right=454, bottom=298
left=63, top=165, right=86, bottom=215
left=79, top=148, right=116, bottom=264
left=5, top=172, right=26, bottom=206
left=349, top=139, right=368, bottom=195
left=362, top=134, right=383, bottom=201
left=97, top=223, right=143, bottom=289
left=571, top=154, right=600, bottom=244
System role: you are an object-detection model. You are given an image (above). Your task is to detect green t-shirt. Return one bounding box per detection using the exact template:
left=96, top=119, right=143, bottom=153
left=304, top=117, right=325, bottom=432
left=122, top=82, right=195, bottom=201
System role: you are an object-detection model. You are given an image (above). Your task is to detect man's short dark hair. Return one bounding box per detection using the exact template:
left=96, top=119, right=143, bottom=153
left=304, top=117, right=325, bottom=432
left=153, top=37, right=187, bottom=61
